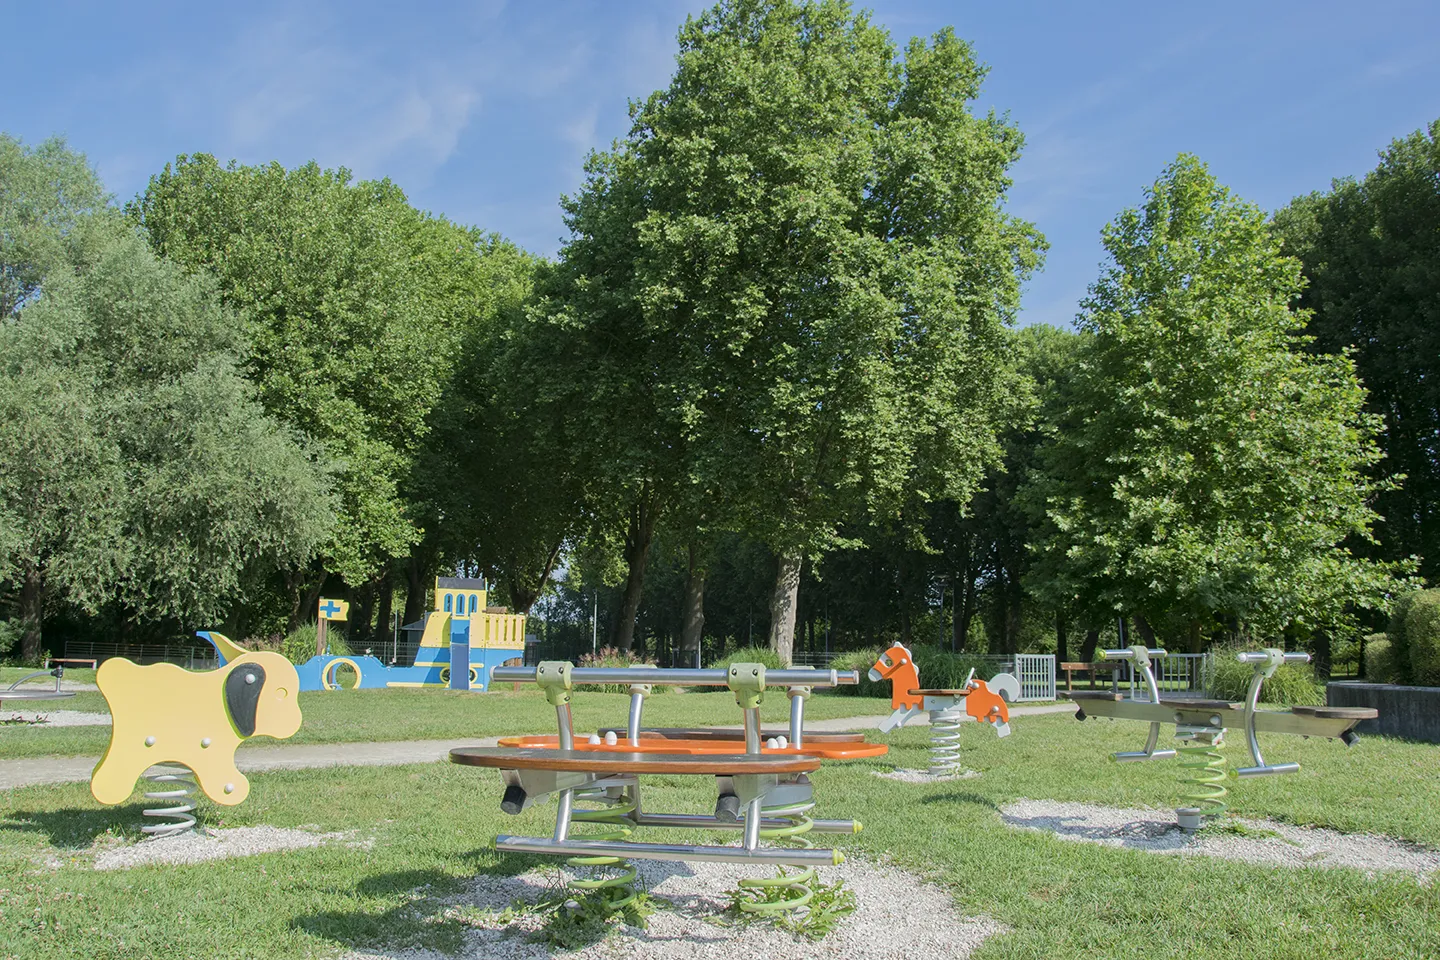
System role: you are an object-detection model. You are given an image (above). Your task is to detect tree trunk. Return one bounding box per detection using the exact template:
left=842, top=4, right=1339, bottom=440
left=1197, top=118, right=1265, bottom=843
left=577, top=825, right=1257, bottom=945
left=1004, top=591, right=1022, bottom=656
left=19, top=563, right=44, bottom=663
left=953, top=568, right=975, bottom=653
left=1080, top=628, right=1100, bottom=662
left=1134, top=615, right=1158, bottom=647
left=403, top=555, right=430, bottom=628
left=679, top=542, right=705, bottom=667
left=1312, top=629, right=1332, bottom=684
left=767, top=549, right=803, bottom=667
left=610, top=493, right=660, bottom=651
left=506, top=539, right=565, bottom=616
left=352, top=582, right=376, bottom=649
left=1187, top=619, right=1203, bottom=654
left=1055, top=611, right=1069, bottom=662
left=373, top=571, right=393, bottom=661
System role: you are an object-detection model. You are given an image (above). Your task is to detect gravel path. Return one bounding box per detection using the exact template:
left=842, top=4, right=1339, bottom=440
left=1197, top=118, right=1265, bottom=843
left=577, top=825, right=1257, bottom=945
left=1001, top=799, right=1440, bottom=880
left=92, top=825, right=354, bottom=871
left=1, top=710, right=111, bottom=727
left=343, top=857, right=1000, bottom=960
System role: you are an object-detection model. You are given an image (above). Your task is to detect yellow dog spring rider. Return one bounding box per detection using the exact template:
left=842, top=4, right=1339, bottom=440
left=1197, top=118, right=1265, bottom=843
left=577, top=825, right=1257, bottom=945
left=91, top=632, right=302, bottom=826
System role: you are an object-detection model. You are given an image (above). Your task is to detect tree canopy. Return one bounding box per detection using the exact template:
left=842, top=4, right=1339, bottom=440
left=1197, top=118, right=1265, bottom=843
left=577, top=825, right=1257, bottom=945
left=1025, top=155, right=1406, bottom=645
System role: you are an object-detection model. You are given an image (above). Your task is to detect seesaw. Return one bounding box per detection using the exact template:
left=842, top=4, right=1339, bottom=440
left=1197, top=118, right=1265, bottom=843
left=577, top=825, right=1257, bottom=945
left=867, top=643, right=1020, bottom=776
left=1063, top=645, right=1377, bottom=830
left=452, top=661, right=880, bottom=915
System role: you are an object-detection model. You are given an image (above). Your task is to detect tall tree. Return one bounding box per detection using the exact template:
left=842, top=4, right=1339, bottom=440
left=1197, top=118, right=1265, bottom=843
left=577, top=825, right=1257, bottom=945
left=0, top=215, right=334, bottom=659
left=551, top=0, right=1042, bottom=663
left=131, top=157, right=484, bottom=611
left=1026, top=155, right=1406, bottom=644
left=1274, top=119, right=1440, bottom=582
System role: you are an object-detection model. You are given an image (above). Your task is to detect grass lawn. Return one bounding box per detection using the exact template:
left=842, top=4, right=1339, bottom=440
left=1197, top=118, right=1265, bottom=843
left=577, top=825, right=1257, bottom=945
left=0, top=686, right=897, bottom=759
left=1, top=711, right=1436, bottom=959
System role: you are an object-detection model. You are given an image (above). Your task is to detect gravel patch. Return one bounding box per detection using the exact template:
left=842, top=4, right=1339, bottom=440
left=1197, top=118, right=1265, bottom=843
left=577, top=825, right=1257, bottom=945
left=1, top=710, right=111, bottom=726
left=1001, top=798, right=1440, bottom=880
left=342, top=857, right=1000, bottom=960
left=873, top=768, right=980, bottom=784
left=92, top=825, right=353, bottom=871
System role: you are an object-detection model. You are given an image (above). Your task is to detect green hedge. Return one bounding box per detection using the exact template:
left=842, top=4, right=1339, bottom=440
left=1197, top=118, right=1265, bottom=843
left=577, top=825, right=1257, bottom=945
left=1403, top=590, right=1440, bottom=685
left=1387, top=590, right=1421, bottom=684
left=1206, top=644, right=1322, bottom=705
left=577, top=647, right=673, bottom=694
left=1364, top=634, right=1397, bottom=683
left=703, top=645, right=785, bottom=673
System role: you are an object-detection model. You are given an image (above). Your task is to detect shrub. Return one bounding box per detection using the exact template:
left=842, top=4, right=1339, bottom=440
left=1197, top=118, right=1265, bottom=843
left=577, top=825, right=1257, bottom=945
left=703, top=645, right=785, bottom=672
left=1205, top=644, right=1323, bottom=705
left=1363, top=634, right=1396, bottom=683
left=270, top=623, right=349, bottom=665
left=577, top=646, right=672, bottom=693
left=0, top=619, right=20, bottom=658
left=1386, top=590, right=1421, bottom=684
left=1403, top=589, right=1440, bottom=685
left=829, top=647, right=886, bottom=697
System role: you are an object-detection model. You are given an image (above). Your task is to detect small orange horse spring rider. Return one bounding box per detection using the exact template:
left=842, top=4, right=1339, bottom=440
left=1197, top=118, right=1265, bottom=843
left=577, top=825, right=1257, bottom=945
left=868, top=643, right=1019, bottom=736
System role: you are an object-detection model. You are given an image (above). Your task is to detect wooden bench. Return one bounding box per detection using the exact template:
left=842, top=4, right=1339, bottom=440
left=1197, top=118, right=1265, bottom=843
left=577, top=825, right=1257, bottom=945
left=1060, top=661, right=1123, bottom=692
left=47, top=658, right=97, bottom=670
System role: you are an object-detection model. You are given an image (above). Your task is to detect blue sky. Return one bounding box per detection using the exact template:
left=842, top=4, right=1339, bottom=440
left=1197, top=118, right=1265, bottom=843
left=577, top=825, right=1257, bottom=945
left=9, top=0, right=1438, bottom=328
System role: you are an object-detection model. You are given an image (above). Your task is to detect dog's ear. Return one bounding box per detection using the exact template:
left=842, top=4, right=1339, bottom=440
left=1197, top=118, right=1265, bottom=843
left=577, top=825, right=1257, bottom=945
left=224, top=662, right=267, bottom=737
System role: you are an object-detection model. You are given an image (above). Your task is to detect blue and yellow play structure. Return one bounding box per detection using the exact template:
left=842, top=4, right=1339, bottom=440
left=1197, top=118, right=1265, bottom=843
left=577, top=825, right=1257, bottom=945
left=201, top=577, right=526, bottom=693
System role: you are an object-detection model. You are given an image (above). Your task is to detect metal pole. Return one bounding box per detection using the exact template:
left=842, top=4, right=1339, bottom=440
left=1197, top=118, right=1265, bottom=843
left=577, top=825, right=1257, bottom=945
left=592, top=591, right=597, bottom=654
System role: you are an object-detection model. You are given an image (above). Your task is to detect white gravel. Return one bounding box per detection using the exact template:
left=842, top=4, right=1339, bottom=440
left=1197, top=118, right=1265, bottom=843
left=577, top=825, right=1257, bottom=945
left=92, top=825, right=354, bottom=871
left=1001, top=799, right=1440, bottom=880
left=873, top=768, right=981, bottom=784
left=342, top=857, right=1000, bottom=960
left=1, top=710, right=111, bottom=726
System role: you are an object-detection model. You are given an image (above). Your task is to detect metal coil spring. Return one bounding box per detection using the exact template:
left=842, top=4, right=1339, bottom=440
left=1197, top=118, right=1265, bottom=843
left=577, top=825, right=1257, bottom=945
left=1177, top=741, right=1228, bottom=828
left=736, top=798, right=817, bottom=915
left=566, top=787, right=640, bottom=912
left=928, top=708, right=963, bottom=776
left=142, top=767, right=198, bottom=838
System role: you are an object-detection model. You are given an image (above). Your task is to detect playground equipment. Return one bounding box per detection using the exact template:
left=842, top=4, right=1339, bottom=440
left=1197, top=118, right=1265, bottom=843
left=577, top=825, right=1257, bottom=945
left=452, top=662, right=879, bottom=915
left=868, top=643, right=1020, bottom=776
left=280, top=578, right=526, bottom=692
left=0, top=666, right=76, bottom=713
left=90, top=646, right=303, bottom=836
left=1063, top=646, right=1378, bottom=830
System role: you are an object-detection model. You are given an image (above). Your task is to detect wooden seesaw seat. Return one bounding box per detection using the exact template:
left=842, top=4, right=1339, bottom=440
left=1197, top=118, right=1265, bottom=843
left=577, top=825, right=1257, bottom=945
left=496, top=733, right=887, bottom=759
left=451, top=747, right=823, bottom=775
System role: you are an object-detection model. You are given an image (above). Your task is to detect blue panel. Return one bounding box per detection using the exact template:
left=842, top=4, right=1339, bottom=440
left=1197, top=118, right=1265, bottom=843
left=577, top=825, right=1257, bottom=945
left=449, top=619, right=470, bottom=691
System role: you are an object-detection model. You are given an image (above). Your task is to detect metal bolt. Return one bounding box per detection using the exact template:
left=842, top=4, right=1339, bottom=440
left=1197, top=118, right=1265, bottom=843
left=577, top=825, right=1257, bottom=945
left=144, top=736, right=156, bottom=747
left=224, top=783, right=235, bottom=794
left=201, top=738, right=212, bottom=748
left=245, top=673, right=257, bottom=685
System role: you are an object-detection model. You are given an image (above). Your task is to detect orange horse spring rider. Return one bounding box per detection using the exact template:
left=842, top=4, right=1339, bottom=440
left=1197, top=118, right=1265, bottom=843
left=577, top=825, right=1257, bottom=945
left=868, top=643, right=1019, bottom=736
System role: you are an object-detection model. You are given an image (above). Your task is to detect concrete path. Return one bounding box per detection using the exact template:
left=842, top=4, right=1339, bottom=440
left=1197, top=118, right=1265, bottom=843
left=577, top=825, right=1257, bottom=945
left=0, top=703, right=1075, bottom=792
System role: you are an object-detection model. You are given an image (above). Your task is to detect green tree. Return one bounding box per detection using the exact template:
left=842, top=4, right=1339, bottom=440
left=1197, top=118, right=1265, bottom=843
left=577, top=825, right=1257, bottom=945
left=1273, top=119, right=1440, bottom=581
left=1026, top=155, right=1406, bottom=650
left=131, top=157, right=512, bottom=620
left=0, top=134, right=110, bottom=320
left=0, top=214, right=334, bottom=659
left=544, top=0, right=1042, bottom=663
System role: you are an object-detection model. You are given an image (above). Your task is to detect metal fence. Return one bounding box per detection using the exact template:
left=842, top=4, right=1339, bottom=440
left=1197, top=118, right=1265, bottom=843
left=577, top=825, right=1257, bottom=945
left=62, top=640, right=218, bottom=670
left=1127, top=652, right=1210, bottom=700
left=1013, top=653, right=1057, bottom=702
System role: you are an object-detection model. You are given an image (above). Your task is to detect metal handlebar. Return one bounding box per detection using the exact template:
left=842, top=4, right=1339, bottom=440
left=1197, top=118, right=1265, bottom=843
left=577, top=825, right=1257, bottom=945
left=1101, top=647, right=1167, bottom=661
left=1107, top=645, right=1175, bottom=763
left=1236, top=648, right=1305, bottom=777
left=490, top=665, right=858, bottom=688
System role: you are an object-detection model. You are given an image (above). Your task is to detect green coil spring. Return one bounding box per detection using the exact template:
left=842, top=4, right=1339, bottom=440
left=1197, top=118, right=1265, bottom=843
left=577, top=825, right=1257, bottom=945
left=567, top=788, right=640, bottom=912
left=1177, top=740, right=1228, bottom=823
left=735, top=798, right=816, bottom=915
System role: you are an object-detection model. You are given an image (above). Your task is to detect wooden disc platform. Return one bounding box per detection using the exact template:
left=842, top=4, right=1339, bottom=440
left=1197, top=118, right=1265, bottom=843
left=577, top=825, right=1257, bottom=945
left=1289, top=705, right=1379, bottom=720
left=450, top=747, right=824, bottom=775
left=1060, top=691, right=1122, bottom=701
left=498, top=734, right=887, bottom=759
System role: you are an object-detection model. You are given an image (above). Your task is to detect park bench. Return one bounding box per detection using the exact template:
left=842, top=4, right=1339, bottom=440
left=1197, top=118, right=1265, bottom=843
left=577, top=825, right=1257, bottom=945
left=47, top=657, right=98, bottom=670
left=1059, top=660, right=1123, bottom=692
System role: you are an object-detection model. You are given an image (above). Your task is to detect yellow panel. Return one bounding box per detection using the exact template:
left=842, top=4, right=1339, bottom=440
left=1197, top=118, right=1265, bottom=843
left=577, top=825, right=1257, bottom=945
left=418, top=612, right=451, bottom=649
left=90, top=652, right=302, bottom=807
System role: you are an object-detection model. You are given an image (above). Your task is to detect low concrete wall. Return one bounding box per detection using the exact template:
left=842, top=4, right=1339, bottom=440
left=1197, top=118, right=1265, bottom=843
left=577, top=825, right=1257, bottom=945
left=1327, top=682, right=1440, bottom=744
